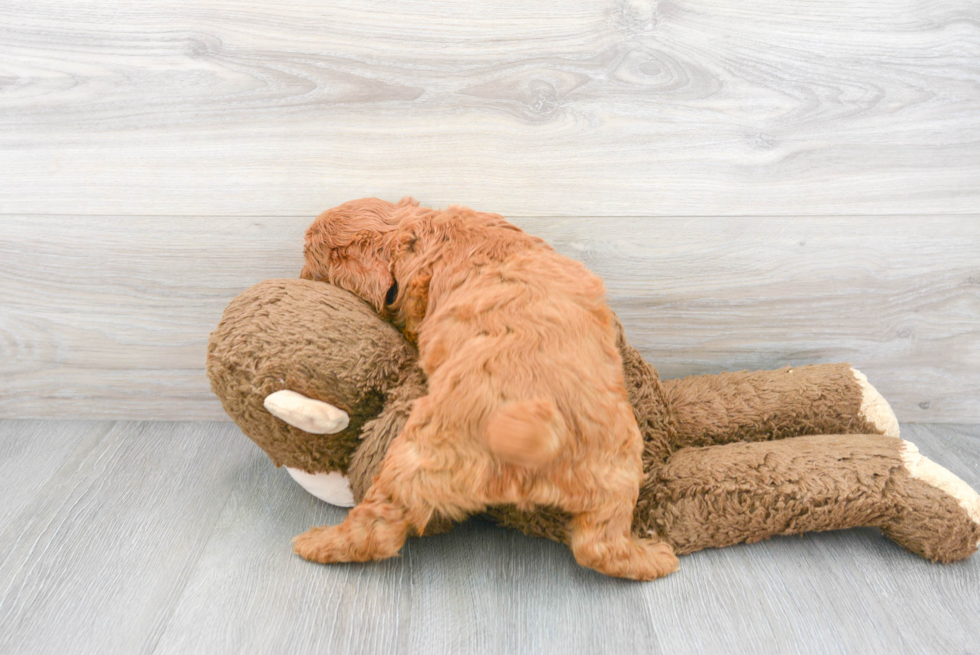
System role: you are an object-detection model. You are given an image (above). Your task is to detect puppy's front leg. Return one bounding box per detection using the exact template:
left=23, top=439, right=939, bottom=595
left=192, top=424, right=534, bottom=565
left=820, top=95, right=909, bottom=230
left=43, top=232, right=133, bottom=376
left=292, top=483, right=412, bottom=563
left=293, top=397, right=466, bottom=564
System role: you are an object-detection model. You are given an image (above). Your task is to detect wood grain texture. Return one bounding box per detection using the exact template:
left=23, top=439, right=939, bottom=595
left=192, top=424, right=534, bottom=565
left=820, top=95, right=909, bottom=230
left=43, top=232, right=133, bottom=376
left=0, top=419, right=112, bottom=529
left=0, top=421, right=255, bottom=655
left=2, top=215, right=978, bottom=421
left=0, top=216, right=306, bottom=419
left=0, top=420, right=978, bottom=654
left=1, top=0, right=978, bottom=216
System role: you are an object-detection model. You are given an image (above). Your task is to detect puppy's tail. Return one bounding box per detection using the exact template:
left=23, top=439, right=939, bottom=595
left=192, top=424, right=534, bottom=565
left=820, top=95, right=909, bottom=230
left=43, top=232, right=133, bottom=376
left=485, top=399, right=563, bottom=468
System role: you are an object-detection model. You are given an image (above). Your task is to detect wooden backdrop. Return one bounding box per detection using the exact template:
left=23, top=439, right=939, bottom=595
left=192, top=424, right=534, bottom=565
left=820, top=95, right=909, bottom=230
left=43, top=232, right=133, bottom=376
left=1, top=0, right=978, bottom=422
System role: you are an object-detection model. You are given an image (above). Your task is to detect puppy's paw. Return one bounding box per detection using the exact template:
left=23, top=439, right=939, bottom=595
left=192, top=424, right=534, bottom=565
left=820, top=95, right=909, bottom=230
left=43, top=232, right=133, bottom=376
left=265, top=390, right=350, bottom=434
left=292, top=526, right=348, bottom=564
left=631, top=538, right=680, bottom=581
left=573, top=533, right=680, bottom=581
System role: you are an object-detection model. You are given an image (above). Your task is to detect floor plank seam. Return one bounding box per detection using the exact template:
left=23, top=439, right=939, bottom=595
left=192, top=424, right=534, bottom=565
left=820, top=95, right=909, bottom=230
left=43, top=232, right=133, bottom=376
left=140, top=433, right=249, bottom=655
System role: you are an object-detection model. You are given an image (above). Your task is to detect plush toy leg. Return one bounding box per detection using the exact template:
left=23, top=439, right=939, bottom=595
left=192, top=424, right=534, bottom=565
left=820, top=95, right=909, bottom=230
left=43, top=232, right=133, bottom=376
left=885, top=441, right=980, bottom=562
left=643, top=434, right=980, bottom=562
left=661, top=363, right=899, bottom=448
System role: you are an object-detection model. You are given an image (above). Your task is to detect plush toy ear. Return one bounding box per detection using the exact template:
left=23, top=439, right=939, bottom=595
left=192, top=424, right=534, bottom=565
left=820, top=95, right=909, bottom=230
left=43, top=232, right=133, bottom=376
left=263, top=390, right=350, bottom=434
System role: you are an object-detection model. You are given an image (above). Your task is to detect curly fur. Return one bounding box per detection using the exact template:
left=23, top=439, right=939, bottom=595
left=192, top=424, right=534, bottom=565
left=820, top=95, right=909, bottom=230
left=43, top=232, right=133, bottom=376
left=293, top=197, right=678, bottom=580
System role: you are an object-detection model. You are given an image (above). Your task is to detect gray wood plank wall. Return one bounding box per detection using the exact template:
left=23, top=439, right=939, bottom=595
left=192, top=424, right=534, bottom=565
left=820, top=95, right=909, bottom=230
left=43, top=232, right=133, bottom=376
left=1, top=0, right=978, bottom=422
left=2, top=0, right=979, bottom=217
left=2, top=216, right=978, bottom=421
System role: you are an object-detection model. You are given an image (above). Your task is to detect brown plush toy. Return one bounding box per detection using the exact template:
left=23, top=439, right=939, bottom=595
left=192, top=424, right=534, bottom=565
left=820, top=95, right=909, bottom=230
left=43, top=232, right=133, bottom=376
left=208, top=278, right=980, bottom=572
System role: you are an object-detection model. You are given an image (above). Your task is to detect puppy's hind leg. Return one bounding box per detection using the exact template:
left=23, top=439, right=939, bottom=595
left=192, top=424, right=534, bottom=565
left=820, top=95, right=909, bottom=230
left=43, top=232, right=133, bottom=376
left=570, top=501, right=679, bottom=581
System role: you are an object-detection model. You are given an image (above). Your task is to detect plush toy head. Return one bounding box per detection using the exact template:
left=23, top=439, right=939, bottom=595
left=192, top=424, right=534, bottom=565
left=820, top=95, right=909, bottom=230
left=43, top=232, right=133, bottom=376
left=207, top=278, right=422, bottom=496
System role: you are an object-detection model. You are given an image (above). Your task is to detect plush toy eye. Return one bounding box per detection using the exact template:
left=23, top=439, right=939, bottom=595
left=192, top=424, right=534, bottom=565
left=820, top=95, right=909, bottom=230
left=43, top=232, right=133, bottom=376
left=385, top=280, right=398, bottom=305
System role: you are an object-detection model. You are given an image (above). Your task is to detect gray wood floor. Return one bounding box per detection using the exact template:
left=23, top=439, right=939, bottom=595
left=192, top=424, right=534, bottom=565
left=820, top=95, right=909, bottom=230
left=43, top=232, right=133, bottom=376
left=1, top=420, right=978, bottom=654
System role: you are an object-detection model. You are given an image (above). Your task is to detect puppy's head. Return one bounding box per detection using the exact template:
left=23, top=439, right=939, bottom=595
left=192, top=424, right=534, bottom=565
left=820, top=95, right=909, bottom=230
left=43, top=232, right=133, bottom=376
left=301, top=197, right=418, bottom=312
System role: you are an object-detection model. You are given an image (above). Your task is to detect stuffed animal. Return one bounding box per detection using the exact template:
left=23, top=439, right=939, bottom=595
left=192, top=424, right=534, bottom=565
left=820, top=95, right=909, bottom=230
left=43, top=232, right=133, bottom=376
left=208, top=278, right=980, bottom=567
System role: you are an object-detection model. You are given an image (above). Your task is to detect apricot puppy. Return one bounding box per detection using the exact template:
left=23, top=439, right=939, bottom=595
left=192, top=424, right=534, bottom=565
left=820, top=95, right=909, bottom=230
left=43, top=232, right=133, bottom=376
left=293, top=197, right=678, bottom=580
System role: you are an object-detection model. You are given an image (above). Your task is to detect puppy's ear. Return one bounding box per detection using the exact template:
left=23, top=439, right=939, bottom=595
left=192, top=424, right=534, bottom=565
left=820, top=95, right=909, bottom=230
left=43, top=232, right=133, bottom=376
left=301, top=220, right=338, bottom=283
left=398, top=268, right=431, bottom=343
left=388, top=217, right=435, bottom=338
left=323, top=231, right=399, bottom=312
left=302, top=199, right=402, bottom=311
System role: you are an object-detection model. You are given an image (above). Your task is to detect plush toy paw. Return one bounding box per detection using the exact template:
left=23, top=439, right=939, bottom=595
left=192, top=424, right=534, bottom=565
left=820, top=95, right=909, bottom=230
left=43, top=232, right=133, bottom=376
left=891, top=439, right=980, bottom=561
left=852, top=367, right=900, bottom=438
left=264, top=390, right=350, bottom=434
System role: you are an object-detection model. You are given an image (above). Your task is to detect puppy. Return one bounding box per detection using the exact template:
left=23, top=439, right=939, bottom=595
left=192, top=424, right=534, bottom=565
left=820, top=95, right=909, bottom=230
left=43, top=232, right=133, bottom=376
left=294, top=197, right=678, bottom=580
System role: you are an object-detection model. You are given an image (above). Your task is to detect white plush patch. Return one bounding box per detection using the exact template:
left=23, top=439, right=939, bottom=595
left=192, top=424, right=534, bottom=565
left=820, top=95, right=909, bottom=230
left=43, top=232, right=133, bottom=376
left=264, top=390, right=350, bottom=434
left=286, top=467, right=356, bottom=508
left=900, top=440, right=980, bottom=544
left=851, top=368, right=900, bottom=438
